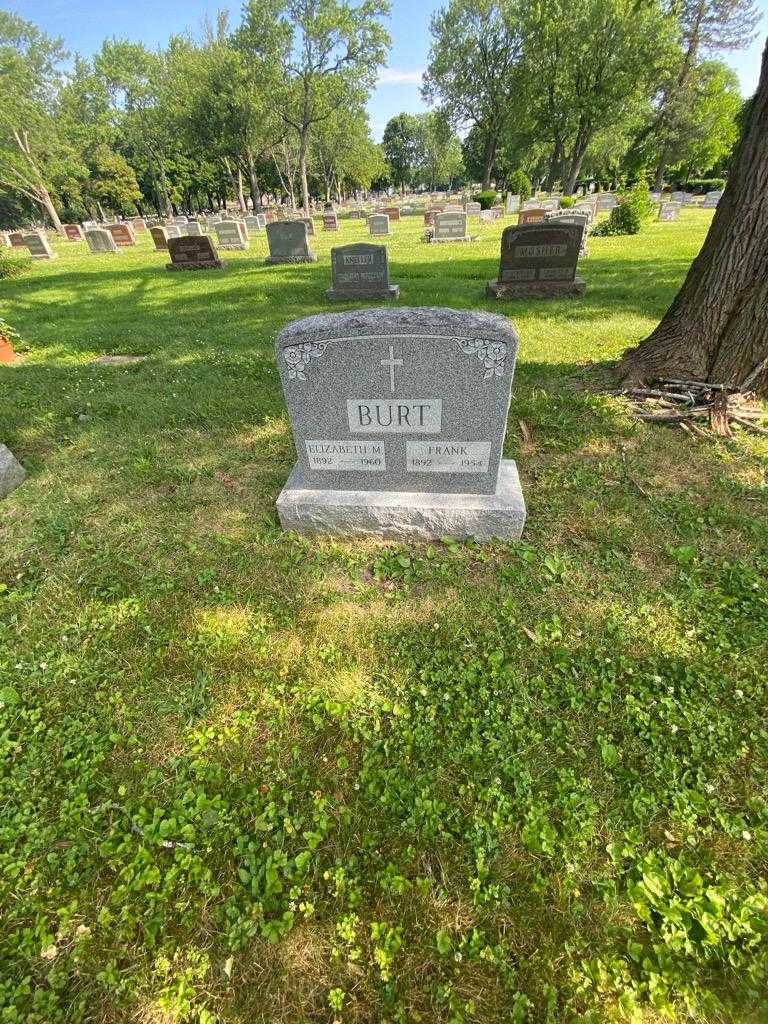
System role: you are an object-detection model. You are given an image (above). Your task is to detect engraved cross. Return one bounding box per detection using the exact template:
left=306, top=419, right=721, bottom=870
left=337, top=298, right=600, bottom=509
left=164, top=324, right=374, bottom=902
left=381, top=345, right=403, bottom=393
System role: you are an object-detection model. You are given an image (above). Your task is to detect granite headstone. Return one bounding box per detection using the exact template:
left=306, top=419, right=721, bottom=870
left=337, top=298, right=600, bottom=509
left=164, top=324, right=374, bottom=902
left=326, top=242, right=399, bottom=301
left=166, top=234, right=224, bottom=271
left=265, top=221, right=316, bottom=264
left=487, top=222, right=585, bottom=299
left=215, top=220, right=249, bottom=250
left=369, top=214, right=390, bottom=236
left=85, top=228, right=119, bottom=253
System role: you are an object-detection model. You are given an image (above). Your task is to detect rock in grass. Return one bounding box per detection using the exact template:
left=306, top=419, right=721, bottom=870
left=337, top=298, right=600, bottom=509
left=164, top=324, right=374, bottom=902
left=0, top=444, right=25, bottom=498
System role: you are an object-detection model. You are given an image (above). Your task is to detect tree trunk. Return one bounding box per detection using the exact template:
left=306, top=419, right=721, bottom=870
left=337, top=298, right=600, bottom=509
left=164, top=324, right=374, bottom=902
left=299, top=125, right=311, bottom=214
left=654, top=139, right=670, bottom=191
left=236, top=167, right=247, bottom=212
left=564, top=125, right=590, bottom=195
left=39, top=186, right=63, bottom=232
left=481, top=134, right=497, bottom=190
left=546, top=138, right=564, bottom=190
left=246, top=149, right=261, bottom=211
left=619, top=38, right=768, bottom=396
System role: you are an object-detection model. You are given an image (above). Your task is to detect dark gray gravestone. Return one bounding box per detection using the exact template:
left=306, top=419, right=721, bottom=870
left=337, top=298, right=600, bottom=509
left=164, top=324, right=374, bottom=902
left=326, top=243, right=399, bottom=301
left=265, top=221, right=316, bottom=264
left=487, top=222, right=585, bottom=299
left=274, top=308, right=525, bottom=540
left=166, top=235, right=224, bottom=271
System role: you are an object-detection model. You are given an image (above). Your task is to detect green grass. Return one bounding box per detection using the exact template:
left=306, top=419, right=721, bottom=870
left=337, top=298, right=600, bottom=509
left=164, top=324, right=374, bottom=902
left=1, top=210, right=767, bottom=1023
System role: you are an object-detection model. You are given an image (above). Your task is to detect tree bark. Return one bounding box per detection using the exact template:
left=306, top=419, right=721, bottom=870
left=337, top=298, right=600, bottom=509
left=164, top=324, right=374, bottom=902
left=564, top=123, right=590, bottom=195
left=619, top=38, right=768, bottom=396
left=481, top=133, right=497, bottom=190
left=299, top=126, right=311, bottom=214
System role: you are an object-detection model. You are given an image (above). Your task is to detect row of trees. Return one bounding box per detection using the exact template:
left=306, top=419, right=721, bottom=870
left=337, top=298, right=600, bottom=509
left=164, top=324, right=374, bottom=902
left=0, top=2, right=391, bottom=229
left=420, top=0, right=757, bottom=193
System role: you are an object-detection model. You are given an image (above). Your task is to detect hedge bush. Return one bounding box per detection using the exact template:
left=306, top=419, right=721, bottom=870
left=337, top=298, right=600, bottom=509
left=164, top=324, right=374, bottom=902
left=591, top=183, right=655, bottom=237
left=0, top=247, right=28, bottom=280
left=505, top=169, right=532, bottom=202
left=472, top=190, right=498, bottom=209
left=685, top=178, right=726, bottom=193
left=559, top=196, right=574, bottom=208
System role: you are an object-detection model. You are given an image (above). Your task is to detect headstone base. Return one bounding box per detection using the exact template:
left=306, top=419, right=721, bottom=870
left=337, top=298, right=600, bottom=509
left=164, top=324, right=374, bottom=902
left=276, top=459, right=526, bottom=542
left=325, top=285, right=400, bottom=302
left=265, top=254, right=318, bottom=264
left=486, top=276, right=586, bottom=300
left=166, top=260, right=225, bottom=271
left=218, top=243, right=248, bottom=251
left=0, top=444, right=26, bottom=499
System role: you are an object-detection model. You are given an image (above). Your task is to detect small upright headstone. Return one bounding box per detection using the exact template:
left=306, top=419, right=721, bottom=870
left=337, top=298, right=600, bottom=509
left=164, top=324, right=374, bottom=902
left=184, top=221, right=204, bottom=237
left=150, top=226, right=169, bottom=250
left=130, top=217, right=147, bottom=231
left=596, top=194, right=617, bottom=212
left=106, top=223, right=136, bottom=247
left=465, top=201, right=482, bottom=217
left=326, top=242, right=399, bottom=301
left=518, top=208, right=546, bottom=225
left=703, top=191, right=722, bottom=208
left=215, top=220, right=249, bottom=250
left=369, top=214, right=390, bottom=236
left=244, top=215, right=262, bottom=234
left=430, top=211, right=471, bottom=243
left=166, top=235, right=224, bottom=271
left=8, top=232, right=25, bottom=248
left=85, top=228, right=119, bottom=254
left=540, top=198, right=560, bottom=213
left=274, top=307, right=525, bottom=541
left=323, top=210, right=339, bottom=231
left=0, top=444, right=26, bottom=499
left=670, top=191, right=686, bottom=205
left=547, top=212, right=589, bottom=256
left=298, top=217, right=316, bottom=237
left=382, top=206, right=400, bottom=222
left=0, top=231, right=9, bottom=248
left=63, top=224, right=84, bottom=241
left=265, top=221, right=316, bottom=264
left=172, top=215, right=189, bottom=225
left=486, top=222, right=585, bottom=299
left=165, top=225, right=182, bottom=239
left=23, top=231, right=56, bottom=259
left=505, top=194, right=520, bottom=214
left=658, top=202, right=681, bottom=221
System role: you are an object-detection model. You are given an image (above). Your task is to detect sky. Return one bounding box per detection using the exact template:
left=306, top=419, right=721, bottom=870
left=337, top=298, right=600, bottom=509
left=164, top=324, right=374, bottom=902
left=7, top=0, right=768, bottom=140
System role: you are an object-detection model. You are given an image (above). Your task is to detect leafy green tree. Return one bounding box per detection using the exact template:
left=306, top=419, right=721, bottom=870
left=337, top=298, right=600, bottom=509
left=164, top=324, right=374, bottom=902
left=0, top=12, right=72, bottom=229
left=267, top=0, right=390, bottom=212
left=423, top=0, right=525, bottom=189
left=414, top=112, right=464, bottom=190
left=382, top=113, right=421, bottom=193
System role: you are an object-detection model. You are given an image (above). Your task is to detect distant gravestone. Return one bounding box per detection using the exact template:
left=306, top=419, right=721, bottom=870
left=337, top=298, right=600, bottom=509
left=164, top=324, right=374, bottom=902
left=106, top=223, right=136, bottom=247
left=274, top=307, right=525, bottom=541
left=323, top=210, right=339, bottom=231
left=547, top=212, right=589, bottom=256
left=23, top=231, right=56, bottom=259
left=298, top=217, right=316, bottom=237
left=703, top=191, right=723, bottom=208
left=431, top=211, right=470, bottom=243
left=505, top=194, right=520, bottom=214
left=63, top=224, right=84, bottom=241
left=166, top=234, right=224, bottom=272
left=244, top=215, right=262, bottom=234
left=465, top=201, right=482, bottom=217
left=0, top=231, right=9, bottom=247
left=596, top=194, right=617, bottom=212
left=265, top=221, right=316, bottom=264
left=150, top=226, right=169, bottom=250
left=658, top=202, right=681, bottom=221
left=165, top=225, right=182, bottom=239
left=518, top=208, right=546, bottom=225
left=382, top=206, right=400, bottom=222
left=130, top=217, right=147, bottom=231
left=184, top=221, right=204, bottom=236
left=369, top=214, right=390, bottom=236
left=85, top=228, right=119, bottom=254
left=215, top=220, right=249, bottom=250
left=326, top=242, right=399, bottom=301
left=0, top=444, right=26, bottom=499
left=487, top=222, right=585, bottom=299
left=8, top=232, right=25, bottom=248
left=540, top=198, right=560, bottom=213
left=172, top=215, right=189, bottom=225
left=479, top=210, right=496, bottom=224
left=670, top=191, right=686, bottom=205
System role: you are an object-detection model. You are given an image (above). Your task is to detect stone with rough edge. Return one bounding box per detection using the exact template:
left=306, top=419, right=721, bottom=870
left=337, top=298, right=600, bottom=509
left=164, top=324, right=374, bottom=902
left=487, top=222, right=585, bottom=300
left=277, top=459, right=525, bottom=541
left=0, top=444, right=26, bottom=499
left=266, top=221, right=316, bottom=264
left=275, top=307, right=526, bottom=540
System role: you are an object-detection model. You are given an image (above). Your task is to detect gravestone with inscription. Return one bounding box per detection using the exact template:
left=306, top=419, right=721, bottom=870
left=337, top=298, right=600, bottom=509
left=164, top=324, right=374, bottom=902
left=130, top=217, right=147, bottom=231
left=166, top=234, right=224, bottom=271
left=430, top=211, right=471, bottom=243
left=184, top=221, right=204, bottom=236
left=63, top=224, right=84, bottom=241
left=369, top=213, right=390, bottom=236
left=382, top=206, right=400, bottom=222
left=165, top=224, right=182, bottom=239
left=517, top=208, right=546, bottom=225
left=215, top=220, right=249, bottom=250
left=658, top=202, right=681, bottom=221
left=107, top=223, right=136, bottom=246
left=326, top=243, right=399, bottom=301
left=23, top=231, right=56, bottom=259
left=244, top=215, right=262, bottom=234
left=487, top=222, right=585, bottom=299
left=323, top=210, right=339, bottom=231
left=465, top=201, right=482, bottom=217
left=506, top=193, right=520, bottom=214
left=265, top=221, right=317, bottom=264
left=275, top=307, right=525, bottom=540
left=85, top=228, right=119, bottom=254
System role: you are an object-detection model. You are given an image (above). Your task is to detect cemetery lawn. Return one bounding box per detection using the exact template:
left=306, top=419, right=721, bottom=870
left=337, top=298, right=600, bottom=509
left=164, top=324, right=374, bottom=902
left=2, top=210, right=768, bottom=1024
